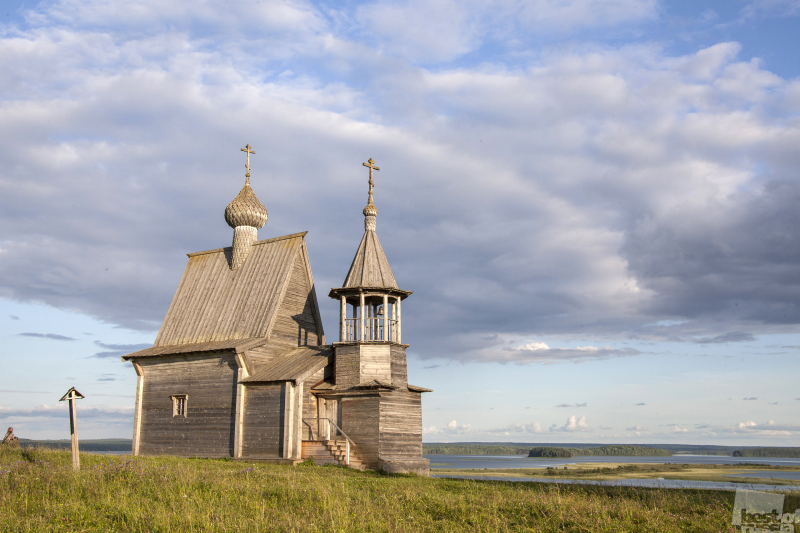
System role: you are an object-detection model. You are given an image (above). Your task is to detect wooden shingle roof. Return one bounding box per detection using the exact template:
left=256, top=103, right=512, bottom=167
left=151, top=232, right=312, bottom=347
left=342, top=229, right=398, bottom=289
left=242, top=346, right=333, bottom=384
left=121, top=338, right=268, bottom=360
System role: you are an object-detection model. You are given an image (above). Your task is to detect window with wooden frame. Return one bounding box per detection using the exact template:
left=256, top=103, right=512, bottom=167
left=171, top=395, right=187, bottom=417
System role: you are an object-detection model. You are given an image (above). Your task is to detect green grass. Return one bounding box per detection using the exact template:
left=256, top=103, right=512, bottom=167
left=0, top=446, right=745, bottom=532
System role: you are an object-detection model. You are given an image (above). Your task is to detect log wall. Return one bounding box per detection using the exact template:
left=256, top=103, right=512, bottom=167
left=240, top=383, right=284, bottom=457
left=334, top=345, right=359, bottom=388
left=138, top=352, right=238, bottom=458
left=389, top=345, right=408, bottom=386
left=341, top=395, right=380, bottom=468
left=249, top=254, right=323, bottom=367
left=360, top=345, right=390, bottom=383
left=379, top=390, right=423, bottom=459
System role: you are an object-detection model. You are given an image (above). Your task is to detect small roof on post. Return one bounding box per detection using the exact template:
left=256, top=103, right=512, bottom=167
left=329, top=158, right=412, bottom=301
left=59, top=387, right=85, bottom=401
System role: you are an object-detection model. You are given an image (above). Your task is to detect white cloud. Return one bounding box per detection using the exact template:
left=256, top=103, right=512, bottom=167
left=486, top=422, right=543, bottom=435
left=423, top=420, right=473, bottom=435
left=551, top=415, right=590, bottom=432
left=737, top=420, right=800, bottom=433
left=356, top=0, right=658, bottom=63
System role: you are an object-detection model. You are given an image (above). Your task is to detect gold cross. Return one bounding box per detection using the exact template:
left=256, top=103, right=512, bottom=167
left=362, top=158, right=380, bottom=194
left=241, top=144, right=256, bottom=177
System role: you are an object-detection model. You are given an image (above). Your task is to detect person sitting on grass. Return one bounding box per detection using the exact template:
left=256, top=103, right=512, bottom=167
left=2, top=427, right=19, bottom=448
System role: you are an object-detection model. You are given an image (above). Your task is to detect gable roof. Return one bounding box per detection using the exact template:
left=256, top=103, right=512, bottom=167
left=242, top=346, right=333, bottom=384
left=342, top=229, right=398, bottom=289
left=121, top=338, right=268, bottom=360
left=152, top=232, right=313, bottom=348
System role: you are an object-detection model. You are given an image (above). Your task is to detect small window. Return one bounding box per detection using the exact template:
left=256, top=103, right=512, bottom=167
left=172, top=395, right=187, bottom=417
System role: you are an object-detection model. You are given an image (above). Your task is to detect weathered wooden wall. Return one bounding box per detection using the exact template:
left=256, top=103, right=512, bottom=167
left=360, top=345, right=390, bottom=383
left=240, top=383, right=284, bottom=458
left=333, top=345, right=359, bottom=388
left=138, top=352, right=238, bottom=458
left=389, top=345, right=407, bottom=386
left=302, top=368, right=324, bottom=440
left=341, top=395, right=380, bottom=468
left=248, top=253, right=323, bottom=367
left=379, top=390, right=423, bottom=459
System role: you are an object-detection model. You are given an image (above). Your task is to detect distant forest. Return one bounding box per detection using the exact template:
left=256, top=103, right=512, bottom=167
left=19, top=439, right=132, bottom=452
left=422, top=445, right=533, bottom=455
left=529, top=446, right=672, bottom=457
left=732, top=447, right=800, bottom=458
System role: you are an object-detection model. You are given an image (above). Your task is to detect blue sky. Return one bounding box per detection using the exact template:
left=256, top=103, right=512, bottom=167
left=0, top=0, right=799, bottom=445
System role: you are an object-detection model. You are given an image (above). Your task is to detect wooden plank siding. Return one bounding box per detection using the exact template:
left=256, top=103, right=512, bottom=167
left=269, top=250, right=323, bottom=349
left=360, top=345, right=391, bottom=383
left=137, top=353, right=238, bottom=458
left=341, top=395, right=381, bottom=469
left=334, top=345, right=360, bottom=388
left=389, top=345, right=408, bottom=386
left=240, top=383, right=284, bottom=458
left=302, top=368, right=324, bottom=440
left=379, top=390, right=423, bottom=459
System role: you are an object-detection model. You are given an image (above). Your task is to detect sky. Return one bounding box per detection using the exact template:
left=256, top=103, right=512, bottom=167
left=0, top=0, right=799, bottom=446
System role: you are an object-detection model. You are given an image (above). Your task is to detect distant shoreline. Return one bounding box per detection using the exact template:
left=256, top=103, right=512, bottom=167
left=19, top=439, right=132, bottom=452
left=423, top=443, right=800, bottom=458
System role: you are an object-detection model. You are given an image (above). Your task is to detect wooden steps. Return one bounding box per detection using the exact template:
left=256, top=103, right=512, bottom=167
left=301, top=440, right=365, bottom=470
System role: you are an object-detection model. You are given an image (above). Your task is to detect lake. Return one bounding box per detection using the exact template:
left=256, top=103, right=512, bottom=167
left=425, top=454, right=800, bottom=469
left=425, top=454, right=800, bottom=491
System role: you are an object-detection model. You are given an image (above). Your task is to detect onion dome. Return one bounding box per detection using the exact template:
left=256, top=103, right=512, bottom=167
left=224, top=176, right=268, bottom=229
left=226, top=144, right=267, bottom=271
left=363, top=192, right=378, bottom=217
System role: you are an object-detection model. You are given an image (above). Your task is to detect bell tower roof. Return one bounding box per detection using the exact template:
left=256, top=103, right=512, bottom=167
left=342, top=230, right=398, bottom=289
left=341, top=158, right=398, bottom=290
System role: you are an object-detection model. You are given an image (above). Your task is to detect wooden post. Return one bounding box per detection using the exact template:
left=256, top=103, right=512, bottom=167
left=282, top=382, right=295, bottom=459
left=340, top=295, right=346, bottom=342
left=233, top=352, right=250, bottom=459
left=59, top=387, right=85, bottom=471
left=382, top=294, right=389, bottom=341
left=397, top=297, right=402, bottom=344
left=359, top=291, right=365, bottom=342
left=131, top=362, right=144, bottom=456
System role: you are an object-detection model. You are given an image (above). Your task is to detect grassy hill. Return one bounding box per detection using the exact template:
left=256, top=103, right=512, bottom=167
left=0, top=445, right=742, bottom=532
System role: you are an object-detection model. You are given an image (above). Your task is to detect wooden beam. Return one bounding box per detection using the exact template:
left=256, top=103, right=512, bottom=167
left=382, top=294, right=388, bottom=342
left=340, top=295, right=346, bottom=343
left=282, top=382, right=295, bottom=459
left=233, top=352, right=249, bottom=459
left=359, top=291, right=365, bottom=342
left=397, top=297, right=402, bottom=344
left=131, top=361, right=144, bottom=456
left=293, top=381, right=304, bottom=459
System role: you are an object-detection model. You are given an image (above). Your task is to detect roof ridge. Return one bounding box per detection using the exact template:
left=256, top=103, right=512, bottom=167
left=187, top=232, right=308, bottom=258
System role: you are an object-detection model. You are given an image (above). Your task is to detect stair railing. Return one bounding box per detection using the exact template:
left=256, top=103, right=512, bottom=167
left=302, top=417, right=355, bottom=466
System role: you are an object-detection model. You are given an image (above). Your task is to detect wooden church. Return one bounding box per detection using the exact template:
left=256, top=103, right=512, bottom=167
left=122, top=148, right=430, bottom=475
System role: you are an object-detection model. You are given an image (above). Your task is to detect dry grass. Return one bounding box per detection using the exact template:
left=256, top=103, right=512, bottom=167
left=1, top=446, right=741, bottom=532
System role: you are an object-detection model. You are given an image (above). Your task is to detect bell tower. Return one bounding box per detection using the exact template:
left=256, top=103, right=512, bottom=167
left=323, top=158, right=430, bottom=475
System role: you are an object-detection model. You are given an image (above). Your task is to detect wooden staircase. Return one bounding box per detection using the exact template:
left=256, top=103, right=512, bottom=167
left=301, top=440, right=365, bottom=470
